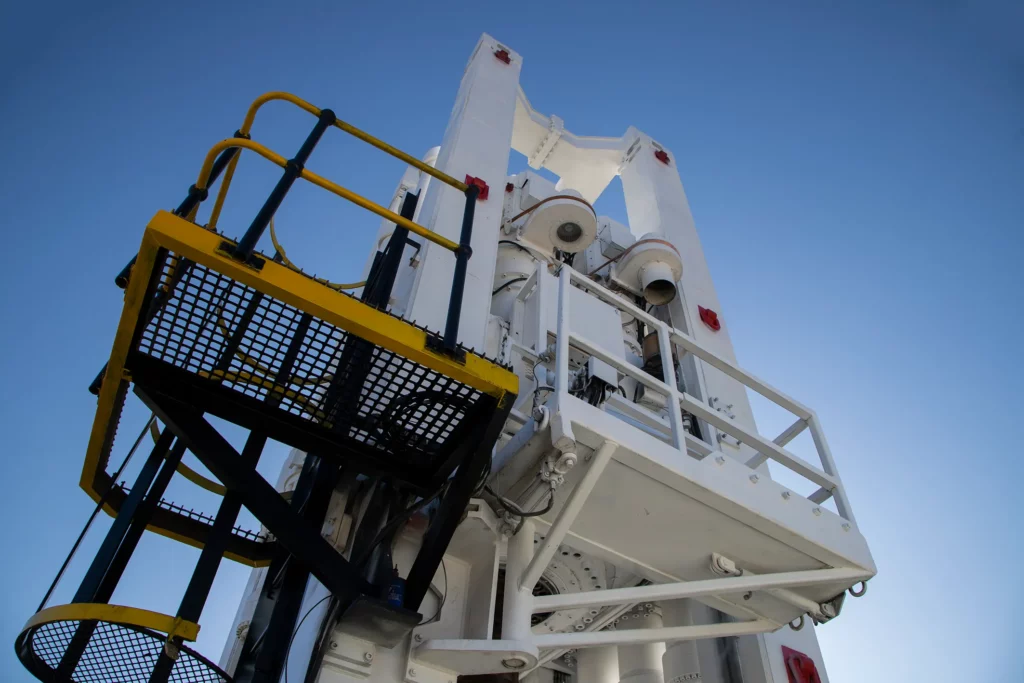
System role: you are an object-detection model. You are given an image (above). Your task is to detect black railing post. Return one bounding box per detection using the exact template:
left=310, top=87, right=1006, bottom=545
left=233, top=110, right=336, bottom=262
left=443, top=185, right=478, bottom=352
left=115, top=131, right=249, bottom=289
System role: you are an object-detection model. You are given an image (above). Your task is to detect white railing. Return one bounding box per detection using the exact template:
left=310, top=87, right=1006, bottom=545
left=539, top=263, right=855, bottom=524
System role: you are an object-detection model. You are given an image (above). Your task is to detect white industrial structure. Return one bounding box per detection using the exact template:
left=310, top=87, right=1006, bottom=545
left=221, top=34, right=874, bottom=683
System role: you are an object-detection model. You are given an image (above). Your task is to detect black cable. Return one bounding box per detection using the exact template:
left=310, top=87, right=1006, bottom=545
left=498, top=240, right=532, bottom=255
left=284, top=594, right=333, bottom=683
left=492, top=277, right=529, bottom=295
left=37, top=415, right=155, bottom=611
left=419, top=557, right=447, bottom=625
left=484, top=485, right=555, bottom=518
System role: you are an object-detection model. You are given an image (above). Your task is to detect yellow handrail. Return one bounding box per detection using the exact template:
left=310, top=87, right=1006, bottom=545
left=22, top=604, right=200, bottom=642
left=239, top=91, right=468, bottom=192
left=333, top=119, right=469, bottom=192
left=206, top=91, right=468, bottom=233
left=195, top=139, right=460, bottom=253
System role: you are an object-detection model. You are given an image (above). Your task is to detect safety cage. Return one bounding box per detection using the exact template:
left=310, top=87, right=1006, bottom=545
left=17, top=92, right=518, bottom=683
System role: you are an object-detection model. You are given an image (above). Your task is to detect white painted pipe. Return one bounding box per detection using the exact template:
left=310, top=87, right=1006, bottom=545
left=618, top=611, right=665, bottom=683
left=532, top=620, right=777, bottom=650
left=661, top=600, right=701, bottom=683
left=502, top=519, right=536, bottom=641
left=578, top=646, right=620, bottom=683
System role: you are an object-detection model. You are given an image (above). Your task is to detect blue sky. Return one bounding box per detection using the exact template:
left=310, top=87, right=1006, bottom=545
left=1, top=2, right=1022, bottom=682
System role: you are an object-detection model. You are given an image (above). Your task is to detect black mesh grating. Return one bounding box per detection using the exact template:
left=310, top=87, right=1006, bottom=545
left=22, top=620, right=229, bottom=682
left=135, top=252, right=484, bottom=463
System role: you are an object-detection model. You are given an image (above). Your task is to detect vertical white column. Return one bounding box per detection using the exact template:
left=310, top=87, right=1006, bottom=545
left=661, top=600, right=702, bottom=683
left=406, top=34, right=522, bottom=350
left=578, top=646, right=620, bottom=683
left=619, top=128, right=760, bottom=440
left=617, top=610, right=665, bottom=683
left=501, top=520, right=535, bottom=642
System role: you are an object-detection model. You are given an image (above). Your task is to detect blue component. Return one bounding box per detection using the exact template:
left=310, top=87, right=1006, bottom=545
left=387, top=575, right=406, bottom=607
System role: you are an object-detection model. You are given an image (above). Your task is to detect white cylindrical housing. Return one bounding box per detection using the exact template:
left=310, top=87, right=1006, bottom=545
left=578, top=646, right=620, bottom=683
left=615, top=234, right=682, bottom=307
left=617, top=610, right=666, bottom=683
left=492, top=242, right=538, bottom=321
left=638, top=260, right=678, bottom=306
left=661, top=600, right=702, bottom=683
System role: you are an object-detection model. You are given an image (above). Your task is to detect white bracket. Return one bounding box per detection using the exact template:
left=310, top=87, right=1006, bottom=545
left=528, top=114, right=564, bottom=168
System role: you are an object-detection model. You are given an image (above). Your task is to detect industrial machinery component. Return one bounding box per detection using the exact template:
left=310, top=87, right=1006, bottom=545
left=16, top=90, right=517, bottom=683
left=612, top=235, right=684, bottom=305
left=18, top=33, right=875, bottom=683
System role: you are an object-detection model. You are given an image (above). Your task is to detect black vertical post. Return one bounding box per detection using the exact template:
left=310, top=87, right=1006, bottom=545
left=150, top=300, right=314, bottom=681
left=115, top=132, right=248, bottom=289
left=147, top=439, right=260, bottom=683
left=233, top=110, right=336, bottom=261
left=363, top=191, right=419, bottom=309
left=58, top=434, right=185, bottom=680
left=71, top=429, right=175, bottom=603
left=443, top=185, right=478, bottom=352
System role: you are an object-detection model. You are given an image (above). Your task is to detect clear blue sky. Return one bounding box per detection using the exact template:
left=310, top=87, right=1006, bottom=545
left=1, top=2, right=1022, bottom=681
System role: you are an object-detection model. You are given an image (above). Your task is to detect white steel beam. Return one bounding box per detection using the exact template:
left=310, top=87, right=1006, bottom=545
left=773, top=417, right=809, bottom=447
left=531, top=567, right=870, bottom=613
left=657, top=322, right=687, bottom=451
left=519, top=440, right=618, bottom=592
left=808, top=413, right=855, bottom=523
left=555, top=264, right=571, bottom=395
left=746, top=417, right=809, bottom=468
left=808, top=487, right=834, bottom=504
left=532, top=620, right=778, bottom=650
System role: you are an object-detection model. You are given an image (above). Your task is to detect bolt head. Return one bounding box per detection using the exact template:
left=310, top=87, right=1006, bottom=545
left=715, top=455, right=726, bottom=465
left=812, top=507, right=822, bottom=516
left=364, top=652, right=373, bottom=662
left=329, top=641, right=338, bottom=650
left=842, top=522, right=852, bottom=531
left=414, top=634, right=423, bottom=643
left=749, top=474, right=759, bottom=483
left=409, top=668, right=417, bottom=677
left=781, top=491, right=791, bottom=500
left=502, top=657, right=528, bottom=670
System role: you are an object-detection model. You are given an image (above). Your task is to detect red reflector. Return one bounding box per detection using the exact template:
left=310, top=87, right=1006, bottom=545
left=494, top=49, right=511, bottom=64
left=654, top=149, right=670, bottom=165
left=505, top=182, right=514, bottom=193
left=698, top=306, right=721, bottom=331
left=465, top=175, right=489, bottom=201
left=782, top=647, right=821, bottom=683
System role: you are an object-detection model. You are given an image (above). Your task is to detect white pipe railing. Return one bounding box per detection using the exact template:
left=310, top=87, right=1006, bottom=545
left=546, top=265, right=854, bottom=522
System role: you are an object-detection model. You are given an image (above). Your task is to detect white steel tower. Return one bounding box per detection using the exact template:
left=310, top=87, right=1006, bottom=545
left=220, top=34, right=875, bottom=683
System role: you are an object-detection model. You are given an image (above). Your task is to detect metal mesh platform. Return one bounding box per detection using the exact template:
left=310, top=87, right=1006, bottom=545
left=81, top=211, right=518, bottom=562
left=17, top=617, right=228, bottom=683
left=136, top=251, right=485, bottom=465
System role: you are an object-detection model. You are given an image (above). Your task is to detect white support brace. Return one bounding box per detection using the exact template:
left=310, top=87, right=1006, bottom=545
left=528, top=114, right=564, bottom=168
left=531, top=567, right=870, bottom=613
left=746, top=416, right=808, bottom=468
left=532, top=620, right=778, bottom=650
